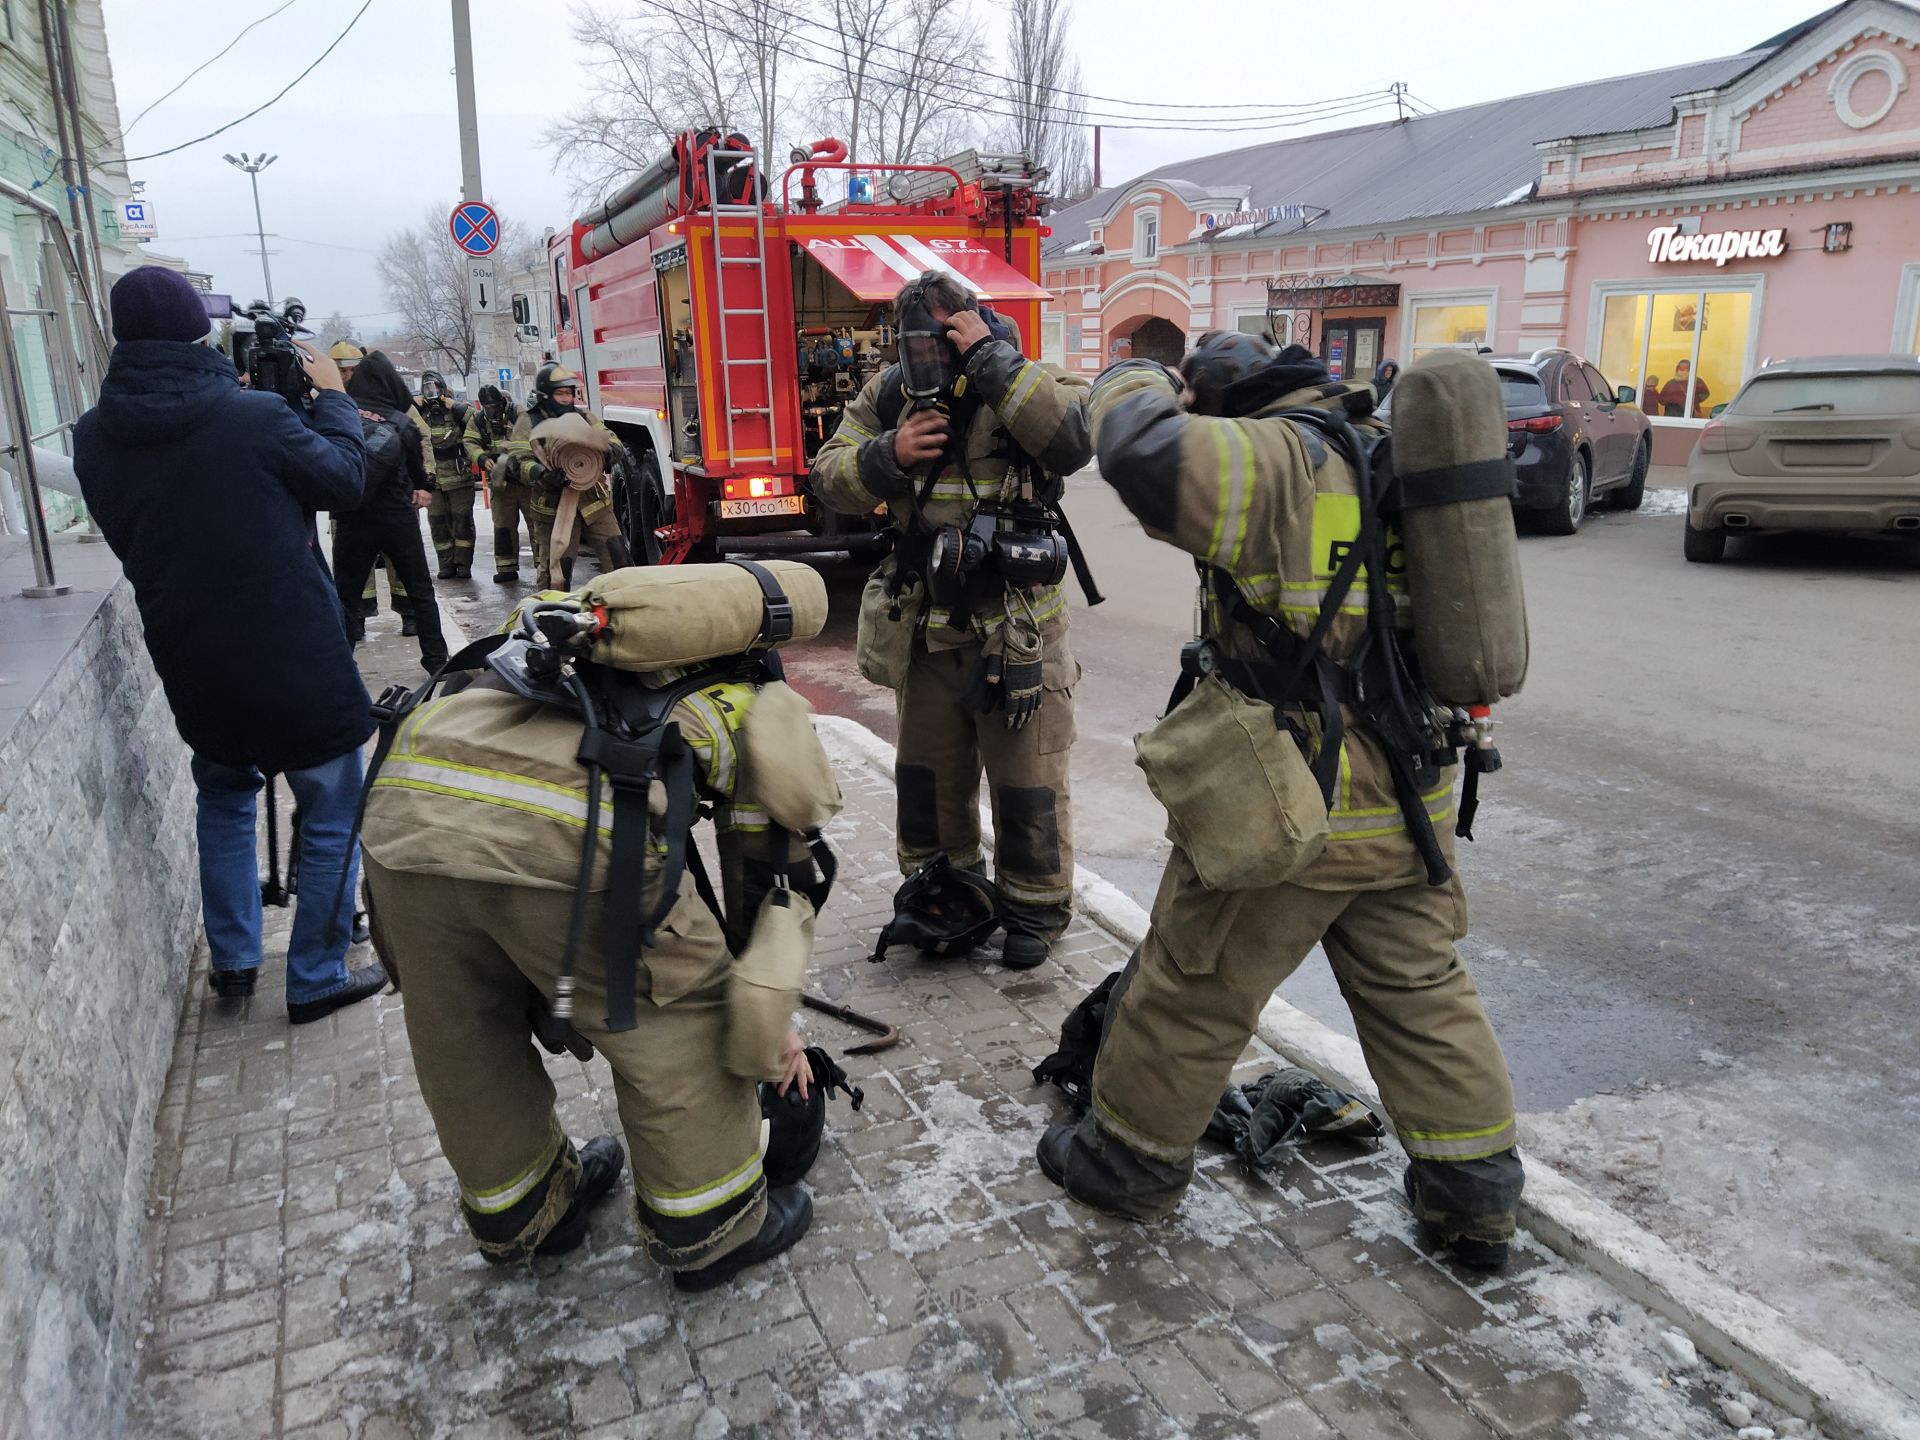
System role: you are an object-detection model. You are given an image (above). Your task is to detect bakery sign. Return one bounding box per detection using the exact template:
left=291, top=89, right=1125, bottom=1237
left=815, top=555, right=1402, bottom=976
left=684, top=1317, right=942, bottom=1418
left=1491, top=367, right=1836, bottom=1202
left=1647, top=224, right=1788, bottom=266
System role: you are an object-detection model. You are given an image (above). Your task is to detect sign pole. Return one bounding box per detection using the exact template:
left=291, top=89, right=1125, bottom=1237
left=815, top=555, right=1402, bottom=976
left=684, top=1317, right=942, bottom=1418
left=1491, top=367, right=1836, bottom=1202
left=451, top=0, right=498, bottom=389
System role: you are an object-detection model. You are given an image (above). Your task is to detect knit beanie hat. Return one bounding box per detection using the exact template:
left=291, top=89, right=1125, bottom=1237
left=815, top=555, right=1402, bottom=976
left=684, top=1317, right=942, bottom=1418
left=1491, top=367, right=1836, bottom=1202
left=110, top=266, right=212, bottom=343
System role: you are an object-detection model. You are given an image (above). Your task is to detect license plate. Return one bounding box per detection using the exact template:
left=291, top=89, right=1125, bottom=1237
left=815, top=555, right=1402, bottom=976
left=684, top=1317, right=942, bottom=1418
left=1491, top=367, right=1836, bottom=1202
left=1779, top=441, right=1873, bottom=467
left=720, top=495, right=806, bottom=519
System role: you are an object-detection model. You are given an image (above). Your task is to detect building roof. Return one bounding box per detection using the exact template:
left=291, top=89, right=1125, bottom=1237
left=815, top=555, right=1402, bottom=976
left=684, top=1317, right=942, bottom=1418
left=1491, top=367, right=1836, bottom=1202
left=1043, top=47, right=1783, bottom=260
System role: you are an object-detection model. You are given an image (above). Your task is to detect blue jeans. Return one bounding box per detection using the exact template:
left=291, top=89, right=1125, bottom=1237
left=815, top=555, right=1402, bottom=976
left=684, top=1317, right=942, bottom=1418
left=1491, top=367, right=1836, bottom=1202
left=192, top=749, right=363, bottom=1004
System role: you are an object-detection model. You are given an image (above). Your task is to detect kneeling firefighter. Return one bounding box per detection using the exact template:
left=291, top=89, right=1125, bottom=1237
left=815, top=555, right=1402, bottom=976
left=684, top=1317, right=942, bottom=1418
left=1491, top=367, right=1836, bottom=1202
left=360, top=560, right=844, bottom=1284
left=811, top=272, right=1095, bottom=968
left=1038, top=338, right=1529, bottom=1266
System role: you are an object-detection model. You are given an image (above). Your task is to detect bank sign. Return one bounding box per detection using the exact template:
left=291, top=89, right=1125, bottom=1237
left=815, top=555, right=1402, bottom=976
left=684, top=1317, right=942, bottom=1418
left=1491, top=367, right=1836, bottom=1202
left=1647, top=224, right=1788, bottom=266
left=1201, top=204, right=1312, bottom=230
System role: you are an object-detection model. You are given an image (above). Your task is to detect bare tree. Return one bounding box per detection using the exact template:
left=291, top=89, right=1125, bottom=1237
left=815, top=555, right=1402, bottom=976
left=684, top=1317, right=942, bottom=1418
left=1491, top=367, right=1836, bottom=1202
left=378, top=204, right=540, bottom=377
left=809, top=0, right=983, bottom=165
left=1000, top=0, right=1091, bottom=198
left=544, top=0, right=803, bottom=207
left=317, top=311, right=357, bottom=347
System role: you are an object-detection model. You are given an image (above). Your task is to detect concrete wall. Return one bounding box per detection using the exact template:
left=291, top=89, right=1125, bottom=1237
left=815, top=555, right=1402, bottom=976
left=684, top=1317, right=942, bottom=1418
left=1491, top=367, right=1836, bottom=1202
left=0, top=579, right=199, bottom=1439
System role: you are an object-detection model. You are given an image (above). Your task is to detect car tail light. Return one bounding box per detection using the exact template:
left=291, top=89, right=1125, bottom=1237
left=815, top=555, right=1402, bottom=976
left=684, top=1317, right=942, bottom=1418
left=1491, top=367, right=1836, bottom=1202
left=1507, top=415, right=1563, bottom=434
left=1697, top=422, right=1757, bottom=454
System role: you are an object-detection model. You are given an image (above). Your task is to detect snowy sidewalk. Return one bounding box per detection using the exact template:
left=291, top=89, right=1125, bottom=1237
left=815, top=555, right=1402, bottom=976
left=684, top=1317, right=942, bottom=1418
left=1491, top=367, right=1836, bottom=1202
left=126, top=635, right=1795, bottom=1437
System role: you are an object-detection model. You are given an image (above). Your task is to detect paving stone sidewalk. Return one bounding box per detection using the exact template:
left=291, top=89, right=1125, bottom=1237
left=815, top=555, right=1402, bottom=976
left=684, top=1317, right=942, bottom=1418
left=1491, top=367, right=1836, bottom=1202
left=126, top=645, right=1774, bottom=1439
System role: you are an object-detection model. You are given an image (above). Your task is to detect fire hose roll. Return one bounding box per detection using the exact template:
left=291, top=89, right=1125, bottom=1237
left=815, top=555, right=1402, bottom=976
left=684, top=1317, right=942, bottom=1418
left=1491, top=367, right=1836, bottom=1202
left=1388, top=349, right=1530, bottom=706
left=575, top=560, right=829, bottom=673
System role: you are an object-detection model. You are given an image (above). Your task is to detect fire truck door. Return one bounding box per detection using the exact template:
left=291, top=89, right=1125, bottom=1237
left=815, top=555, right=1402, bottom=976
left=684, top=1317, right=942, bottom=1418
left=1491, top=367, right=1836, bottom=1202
left=573, top=284, right=600, bottom=412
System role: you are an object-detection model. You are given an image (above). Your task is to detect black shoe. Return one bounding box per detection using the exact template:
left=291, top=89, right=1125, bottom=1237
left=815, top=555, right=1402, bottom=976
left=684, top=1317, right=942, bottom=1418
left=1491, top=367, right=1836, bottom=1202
left=1404, top=1168, right=1511, bottom=1271
left=455, top=564, right=472, bottom=579
left=1037, top=1123, right=1072, bottom=1187
left=360, top=598, right=378, bottom=619
left=209, top=968, right=259, bottom=999
left=672, top=1185, right=813, bottom=1293
left=516, top=1136, right=626, bottom=1262
left=288, top=964, right=388, bottom=1025
left=1001, top=932, right=1050, bottom=970
left=436, top=564, right=455, bottom=580
left=493, top=571, right=520, bottom=584
left=351, top=910, right=370, bottom=946
left=401, top=616, right=419, bottom=637
left=420, top=652, right=449, bottom=675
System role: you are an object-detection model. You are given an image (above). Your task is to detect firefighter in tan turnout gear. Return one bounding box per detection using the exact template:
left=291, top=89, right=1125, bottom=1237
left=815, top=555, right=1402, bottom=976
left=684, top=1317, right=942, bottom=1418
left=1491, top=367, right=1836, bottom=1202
left=1036, top=336, right=1527, bottom=1266
left=503, top=362, right=631, bottom=587
left=361, top=562, right=840, bottom=1282
left=418, top=370, right=477, bottom=578
left=465, top=383, right=528, bottom=582
left=812, top=273, right=1092, bottom=969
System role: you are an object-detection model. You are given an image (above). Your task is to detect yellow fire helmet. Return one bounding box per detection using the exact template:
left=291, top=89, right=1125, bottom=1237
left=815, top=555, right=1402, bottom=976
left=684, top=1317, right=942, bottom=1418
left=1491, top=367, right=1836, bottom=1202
left=329, top=340, right=366, bottom=365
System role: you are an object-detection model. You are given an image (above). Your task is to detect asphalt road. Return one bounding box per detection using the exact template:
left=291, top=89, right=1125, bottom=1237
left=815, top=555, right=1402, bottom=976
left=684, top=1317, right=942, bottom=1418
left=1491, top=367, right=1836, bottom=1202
left=417, top=477, right=1920, bottom=1397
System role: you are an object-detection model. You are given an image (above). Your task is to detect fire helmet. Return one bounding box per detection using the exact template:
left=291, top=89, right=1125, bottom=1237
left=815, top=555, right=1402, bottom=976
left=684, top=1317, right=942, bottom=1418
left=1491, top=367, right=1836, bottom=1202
left=328, top=340, right=365, bottom=371
left=1179, top=331, right=1280, bottom=416
left=533, top=361, right=581, bottom=412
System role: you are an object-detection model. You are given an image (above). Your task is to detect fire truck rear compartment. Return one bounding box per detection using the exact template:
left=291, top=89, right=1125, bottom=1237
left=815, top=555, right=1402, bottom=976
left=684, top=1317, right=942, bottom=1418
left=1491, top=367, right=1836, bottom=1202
left=790, top=245, right=890, bottom=466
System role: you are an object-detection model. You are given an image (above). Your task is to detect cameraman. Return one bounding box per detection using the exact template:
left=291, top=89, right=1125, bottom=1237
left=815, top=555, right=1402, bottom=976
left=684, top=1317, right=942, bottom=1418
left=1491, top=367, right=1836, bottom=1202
left=74, top=266, right=389, bottom=1024
left=812, top=272, right=1091, bottom=969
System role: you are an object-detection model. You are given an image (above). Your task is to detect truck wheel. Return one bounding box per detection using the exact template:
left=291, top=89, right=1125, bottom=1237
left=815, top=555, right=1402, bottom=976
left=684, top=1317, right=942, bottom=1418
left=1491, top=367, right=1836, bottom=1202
left=617, top=451, right=667, bottom=565
left=1613, top=437, right=1650, bottom=511
left=1682, top=517, right=1727, bottom=563
left=1538, top=452, right=1589, bottom=536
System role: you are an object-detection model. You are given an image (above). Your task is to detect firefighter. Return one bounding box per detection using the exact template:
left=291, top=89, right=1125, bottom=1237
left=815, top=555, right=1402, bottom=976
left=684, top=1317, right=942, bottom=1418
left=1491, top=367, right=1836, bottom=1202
left=811, top=272, right=1091, bottom=969
left=1035, top=336, right=1524, bottom=1267
left=329, top=341, right=414, bottom=631
left=503, top=362, right=630, bottom=587
left=418, top=370, right=476, bottom=578
left=359, top=579, right=832, bottom=1283
left=466, top=383, right=529, bottom=583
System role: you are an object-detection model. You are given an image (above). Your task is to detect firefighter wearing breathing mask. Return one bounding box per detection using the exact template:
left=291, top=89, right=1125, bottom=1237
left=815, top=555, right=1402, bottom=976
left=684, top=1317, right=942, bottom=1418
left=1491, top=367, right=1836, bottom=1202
left=812, top=272, right=1091, bottom=970
left=1035, top=334, right=1525, bottom=1269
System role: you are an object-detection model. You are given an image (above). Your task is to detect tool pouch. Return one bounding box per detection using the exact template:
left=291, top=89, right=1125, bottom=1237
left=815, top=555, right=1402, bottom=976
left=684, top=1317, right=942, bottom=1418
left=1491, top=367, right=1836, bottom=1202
left=1134, top=672, right=1329, bottom=892
left=724, top=884, right=815, bottom=1081
left=738, top=680, right=843, bottom=833
left=856, top=565, right=924, bottom=689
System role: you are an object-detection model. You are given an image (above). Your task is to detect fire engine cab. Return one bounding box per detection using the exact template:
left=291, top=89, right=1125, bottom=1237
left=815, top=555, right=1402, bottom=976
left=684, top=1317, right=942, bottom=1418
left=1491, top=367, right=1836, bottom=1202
left=545, top=130, right=1054, bottom=564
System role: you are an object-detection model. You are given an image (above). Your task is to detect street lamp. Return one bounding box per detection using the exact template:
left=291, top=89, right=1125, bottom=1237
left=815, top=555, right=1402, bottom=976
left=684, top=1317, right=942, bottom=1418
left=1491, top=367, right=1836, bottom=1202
left=223, top=151, right=279, bottom=305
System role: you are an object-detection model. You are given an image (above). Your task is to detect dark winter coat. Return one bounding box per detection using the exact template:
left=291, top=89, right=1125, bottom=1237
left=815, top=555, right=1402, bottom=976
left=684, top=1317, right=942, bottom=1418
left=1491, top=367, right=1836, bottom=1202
left=75, top=339, right=374, bottom=774
left=346, top=351, right=431, bottom=513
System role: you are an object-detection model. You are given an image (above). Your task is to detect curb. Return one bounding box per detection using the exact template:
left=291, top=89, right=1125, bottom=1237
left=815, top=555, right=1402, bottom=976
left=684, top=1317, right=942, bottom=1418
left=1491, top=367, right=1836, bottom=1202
left=812, top=711, right=1920, bottom=1440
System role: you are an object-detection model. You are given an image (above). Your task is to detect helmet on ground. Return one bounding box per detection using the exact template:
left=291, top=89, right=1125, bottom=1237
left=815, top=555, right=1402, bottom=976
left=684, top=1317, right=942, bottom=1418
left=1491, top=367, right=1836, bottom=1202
left=419, top=368, right=447, bottom=402
left=871, top=853, right=1001, bottom=960
left=758, top=1046, right=864, bottom=1187
left=1179, top=331, right=1279, bottom=416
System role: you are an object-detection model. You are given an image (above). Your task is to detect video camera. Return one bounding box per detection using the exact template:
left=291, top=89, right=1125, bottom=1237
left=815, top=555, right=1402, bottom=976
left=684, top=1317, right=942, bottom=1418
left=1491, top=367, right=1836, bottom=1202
left=244, top=302, right=311, bottom=407
left=925, top=500, right=1069, bottom=611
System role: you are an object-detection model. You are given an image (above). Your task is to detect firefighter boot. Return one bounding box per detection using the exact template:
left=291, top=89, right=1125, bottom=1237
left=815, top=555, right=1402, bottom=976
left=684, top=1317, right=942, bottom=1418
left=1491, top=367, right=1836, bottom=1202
left=527, top=1136, right=627, bottom=1261
left=1403, top=1154, right=1523, bottom=1271
left=672, top=1185, right=814, bottom=1293
left=1037, top=1114, right=1193, bottom=1223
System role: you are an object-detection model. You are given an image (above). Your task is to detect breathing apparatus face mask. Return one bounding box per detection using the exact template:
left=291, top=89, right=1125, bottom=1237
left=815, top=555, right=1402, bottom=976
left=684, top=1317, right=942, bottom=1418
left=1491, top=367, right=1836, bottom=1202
left=896, top=285, right=961, bottom=402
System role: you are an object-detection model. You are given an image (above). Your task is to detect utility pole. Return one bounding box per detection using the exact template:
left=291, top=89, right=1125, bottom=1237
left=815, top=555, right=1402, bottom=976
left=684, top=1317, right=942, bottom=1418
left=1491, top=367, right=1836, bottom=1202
left=450, top=0, right=498, bottom=389
left=223, top=152, right=278, bottom=303
left=1093, top=126, right=1102, bottom=191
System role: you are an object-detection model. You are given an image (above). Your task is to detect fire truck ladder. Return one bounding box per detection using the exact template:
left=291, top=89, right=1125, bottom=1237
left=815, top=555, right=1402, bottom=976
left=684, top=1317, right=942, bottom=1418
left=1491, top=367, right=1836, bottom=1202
left=704, top=144, right=776, bottom=468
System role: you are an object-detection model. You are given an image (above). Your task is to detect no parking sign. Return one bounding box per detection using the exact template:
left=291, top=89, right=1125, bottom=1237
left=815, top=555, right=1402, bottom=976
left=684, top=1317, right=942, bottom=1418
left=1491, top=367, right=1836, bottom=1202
left=448, top=201, right=500, bottom=256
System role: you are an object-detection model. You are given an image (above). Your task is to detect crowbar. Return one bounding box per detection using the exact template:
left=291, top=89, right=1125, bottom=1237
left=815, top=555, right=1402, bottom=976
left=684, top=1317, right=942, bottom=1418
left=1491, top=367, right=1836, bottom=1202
left=801, top=992, right=900, bottom=1056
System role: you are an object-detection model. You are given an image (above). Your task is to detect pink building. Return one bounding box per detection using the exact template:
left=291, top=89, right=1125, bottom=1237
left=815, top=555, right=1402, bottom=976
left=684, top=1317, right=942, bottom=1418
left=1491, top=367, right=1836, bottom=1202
left=1040, top=0, right=1920, bottom=463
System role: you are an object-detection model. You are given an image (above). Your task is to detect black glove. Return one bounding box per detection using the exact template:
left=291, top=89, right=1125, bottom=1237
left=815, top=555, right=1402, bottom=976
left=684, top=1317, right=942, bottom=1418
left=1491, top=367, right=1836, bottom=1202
left=858, top=435, right=917, bottom=501
left=1000, top=654, right=1042, bottom=729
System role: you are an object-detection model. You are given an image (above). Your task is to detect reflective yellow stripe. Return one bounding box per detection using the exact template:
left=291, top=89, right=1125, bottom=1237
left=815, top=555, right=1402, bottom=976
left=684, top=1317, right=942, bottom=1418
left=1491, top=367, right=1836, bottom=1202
left=1224, top=421, right=1253, bottom=569
left=637, top=1150, right=765, bottom=1217
left=927, top=582, right=1067, bottom=633
left=1000, top=360, right=1046, bottom=424
left=1327, top=783, right=1454, bottom=841
left=373, top=758, right=614, bottom=838
left=839, top=419, right=875, bottom=442
left=1207, top=425, right=1234, bottom=562
left=1400, top=1118, right=1518, bottom=1162
left=462, top=1123, right=566, bottom=1214
left=717, top=805, right=771, bottom=833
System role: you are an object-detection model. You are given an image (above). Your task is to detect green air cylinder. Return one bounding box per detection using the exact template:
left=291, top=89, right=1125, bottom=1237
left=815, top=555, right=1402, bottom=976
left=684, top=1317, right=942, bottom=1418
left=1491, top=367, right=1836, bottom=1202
left=1388, top=349, right=1530, bottom=706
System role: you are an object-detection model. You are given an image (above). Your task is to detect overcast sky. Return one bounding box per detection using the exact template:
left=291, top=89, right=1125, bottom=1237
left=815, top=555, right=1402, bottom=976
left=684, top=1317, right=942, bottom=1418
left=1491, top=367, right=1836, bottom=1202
left=99, top=0, right=1827, bottom=329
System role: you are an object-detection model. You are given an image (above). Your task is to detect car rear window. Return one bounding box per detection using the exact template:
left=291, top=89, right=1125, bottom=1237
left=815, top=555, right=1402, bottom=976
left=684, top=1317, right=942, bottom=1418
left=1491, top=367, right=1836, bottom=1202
left=1729, top=373, right=1920, bottom=416
left=1497, top=372, right=1547, bottom=409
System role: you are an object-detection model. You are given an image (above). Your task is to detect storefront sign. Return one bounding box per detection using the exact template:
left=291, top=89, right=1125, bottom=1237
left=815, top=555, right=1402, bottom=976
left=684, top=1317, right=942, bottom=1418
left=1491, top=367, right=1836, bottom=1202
left=1202, top=205, right=1310, bottom=230
left=1646, top=224, right=1787, bottom=266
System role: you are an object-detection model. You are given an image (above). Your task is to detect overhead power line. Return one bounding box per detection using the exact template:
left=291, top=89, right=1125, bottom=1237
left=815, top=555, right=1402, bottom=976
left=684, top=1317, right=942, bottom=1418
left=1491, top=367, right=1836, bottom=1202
left=106, top=0, right=375, bottom=166
left=122, top=0, right=305, bottom=135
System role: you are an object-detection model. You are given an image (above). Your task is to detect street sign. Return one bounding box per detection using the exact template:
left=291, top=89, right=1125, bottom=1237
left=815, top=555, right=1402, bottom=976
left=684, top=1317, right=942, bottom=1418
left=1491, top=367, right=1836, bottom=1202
left=119, top=199, right=156, bottom=239
left=448, top=201, right=500, bottom=256
left=497, top=366, right=512, bottom=388
left=467, top=259, right=497, bottom=316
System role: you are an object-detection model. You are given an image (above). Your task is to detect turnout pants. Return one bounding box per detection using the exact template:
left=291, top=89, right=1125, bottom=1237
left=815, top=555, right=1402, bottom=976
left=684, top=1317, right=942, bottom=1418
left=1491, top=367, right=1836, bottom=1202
left=530, top=488, right=628, bottom=589
left=894, top=640, right=1075, bottom=938
left=491, top=475, right=535, bottom=578
left=331, top=509, right=447, bottom=663
left=1078, top=850, right=1522, bottom=1238
left=428, top=482, right=477, bottom=574
left=364, top=860, right=768, bottom=1270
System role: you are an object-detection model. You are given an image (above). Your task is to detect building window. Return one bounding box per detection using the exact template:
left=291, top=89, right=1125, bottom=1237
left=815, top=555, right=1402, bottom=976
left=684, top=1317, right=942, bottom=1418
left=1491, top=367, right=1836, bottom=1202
left=1597, top=285, right=1756, bottom=420
left=1409, top=295, right=1492, bottom=358
left=1041, top=314, right=1065, bottom=367
left=1134, top=211, right=1158, bottom=263
left=1896, top=264, right=1920, bottom=354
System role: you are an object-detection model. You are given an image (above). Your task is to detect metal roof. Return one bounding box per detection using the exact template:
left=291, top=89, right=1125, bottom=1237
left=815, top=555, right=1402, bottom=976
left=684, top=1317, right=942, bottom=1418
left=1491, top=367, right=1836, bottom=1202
left=1753, top=354, right=1920, bottom=374
left=1043, top=50, right=1774, bottom=259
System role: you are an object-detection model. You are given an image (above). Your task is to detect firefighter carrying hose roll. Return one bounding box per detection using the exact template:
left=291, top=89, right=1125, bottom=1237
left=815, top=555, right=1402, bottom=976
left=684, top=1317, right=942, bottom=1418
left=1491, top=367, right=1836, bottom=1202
left=502, top=362, right=632, bottom=586
left=811, top=271, right=1092, bottom=969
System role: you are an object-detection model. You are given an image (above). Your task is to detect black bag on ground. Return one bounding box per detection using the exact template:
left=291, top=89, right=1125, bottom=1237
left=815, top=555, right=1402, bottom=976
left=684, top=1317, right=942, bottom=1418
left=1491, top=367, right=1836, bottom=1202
left=1030, top=972, right=1121, bottom=1114
left=760, top=1045, right=865, bottom=1187
left=869, top=853, right=1001, bottom=960
left=1204, top=1067, right=1384, bottom=1167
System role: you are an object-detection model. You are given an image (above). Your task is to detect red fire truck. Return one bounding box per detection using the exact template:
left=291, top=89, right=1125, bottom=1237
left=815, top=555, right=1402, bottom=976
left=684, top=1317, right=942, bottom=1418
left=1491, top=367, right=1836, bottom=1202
left=545, top=130, right=1054, bottom=564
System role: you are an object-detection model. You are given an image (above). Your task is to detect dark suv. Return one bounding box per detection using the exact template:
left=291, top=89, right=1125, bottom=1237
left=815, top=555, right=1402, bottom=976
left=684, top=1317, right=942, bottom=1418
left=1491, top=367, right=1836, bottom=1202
left=1486, top=350, right=1653, bottom=534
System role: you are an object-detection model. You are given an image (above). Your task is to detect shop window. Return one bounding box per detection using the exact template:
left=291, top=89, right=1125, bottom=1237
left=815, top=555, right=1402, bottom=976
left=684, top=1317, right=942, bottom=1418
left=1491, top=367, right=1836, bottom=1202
left=1041, top=314, right=1065, bottom=367
left=1409, top=298, right=1490, bottom=358
left=1134, top=211, right=1159, bottom=263
left=1598, top=287, right=1754, bottom=420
